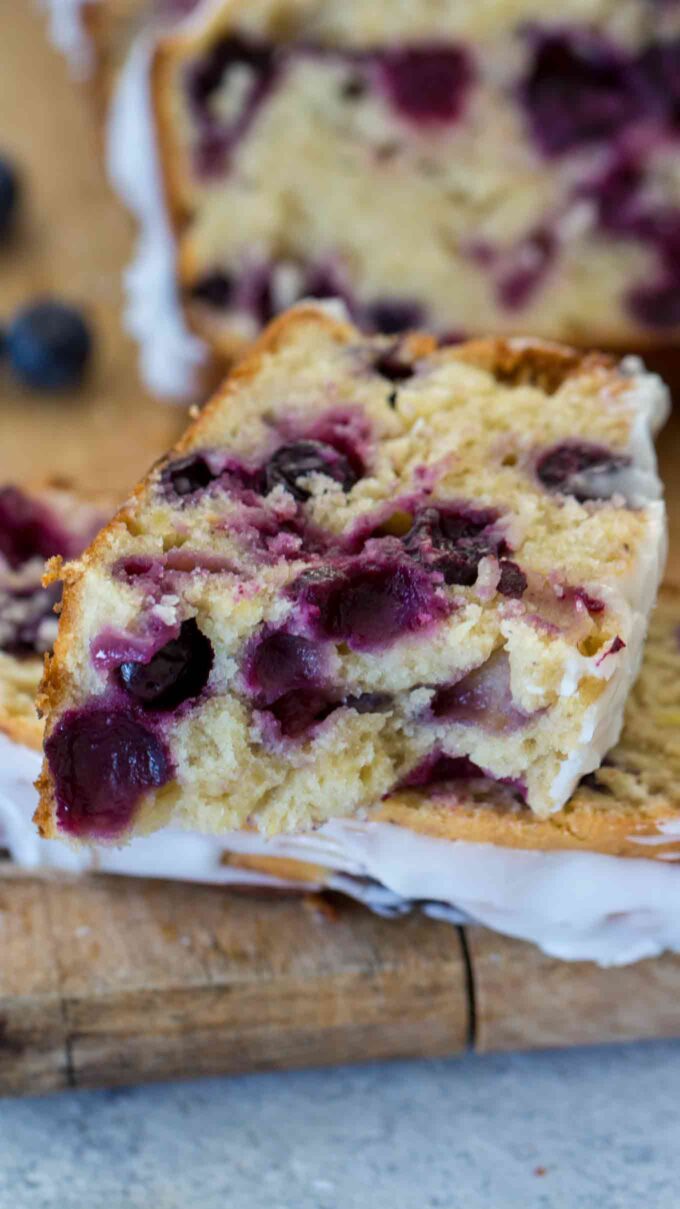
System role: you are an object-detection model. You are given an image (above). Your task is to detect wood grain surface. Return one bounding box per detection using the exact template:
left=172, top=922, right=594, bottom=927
left=0, top=875, right=470, bottom=1095
left=0, top=4, right=679, bottom=1097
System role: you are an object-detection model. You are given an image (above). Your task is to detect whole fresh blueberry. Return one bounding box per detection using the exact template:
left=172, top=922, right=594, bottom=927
left=0, top=157, right=19, bottom=241
left=7, top=299, right=92, bottom=391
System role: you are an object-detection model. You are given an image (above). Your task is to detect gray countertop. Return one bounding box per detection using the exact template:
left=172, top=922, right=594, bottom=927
left=2, top=1041, right=679, bottom=1209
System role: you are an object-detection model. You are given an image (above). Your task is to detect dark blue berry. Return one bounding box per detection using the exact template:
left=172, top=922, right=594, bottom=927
left=245, top=629, right=326, bottom=704
left=264, top=440, right=359, bottom=501
left=404, top=504, right=502, bottom=586
left=46, top=707, right=172, bottom=839
left=0, top=157, right=19, bottom=241
left=8, top=300, right=92, bottom=391
left=291, top=558, right=448, bottom=651
left=163, top=453, right=217, bottom=498
left=190, top=271, right=235, bottom=308
left=366, top=299, right=424, bottom=335
left=379, top=46, right=474, bottom=125
left=536, top=442, right=629, bottom=500
left=497, top=560, right=528, bottom=598
left=118, top=619, right=213, bottom=711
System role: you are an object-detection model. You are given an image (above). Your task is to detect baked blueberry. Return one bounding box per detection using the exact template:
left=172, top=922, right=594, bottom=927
left=163, top=453, right=217, bottom=498
left=400, top=751, right=486, bottom=788
left=497, top=560, right=528, bottom=598
left=264, top=439, right=359, bottom=500
left=7, top=300, right=92, bottom=391
left=379, top=46, right=474, bottom=125
left=519, top=32, right=639, bottom=157
left=537, top=442, right=629, bottom=501
left=291, top=556, right=449, bottom=650
left=266, top=688, right=337, bottom=738
left=0, top=485, right=72, bottom=568
left=117, top=619, right=213, bottom=710
left=404, top=504, right=503, bottom=586
left=244, top=629, right=326, bottom=704
left=365, top=299, right=424, bottom=335
left=190, top=270, right=235, bottom=308
left=46, top=706, right=172, bottom=838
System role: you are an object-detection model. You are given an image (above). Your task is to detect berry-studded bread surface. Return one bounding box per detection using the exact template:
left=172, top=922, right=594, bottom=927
left=0, top=485, right=108, bottom=749
left=150, top=0, right=680, bottom=366
left=35, top=304, right=668, bottom=843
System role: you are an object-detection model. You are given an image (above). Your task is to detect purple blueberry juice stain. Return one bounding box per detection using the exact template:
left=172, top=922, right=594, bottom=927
left=161, top=451, right=261, bottom=501
left=377, top=45, right=474, bottom=126
left=243, top=628, right=328, bottom=705
left=259, top=689, right=338, bottom=739
left=91, top=618, right=181, bottom=672
left=245, top=629, right=393, bottom=740
left=628, top=278, right=680, bottom=329
left=290, top=555, right=449, bottom=651
left=397, top=748, right=527, bottom=800
left=46, top=706, right=172, bottom=839
left=430, top=651, right=532, bottom=734
left=263, top=440, right=359, bottom=501
left=635, top=38, right=680, bottom=130
left=581, top=150, right=680, bottom=331
left=518, top=30, right=643, bottom=157
left=186, top=35, right=279, bottom=176
left=0, top=486, right=74, bottom=569
left=293, top=407, right=371, bottom=482
left=398, top=751, right=487, bottom=788
left=496, top=227, right=557, bottom=310
left=163, top=411, right=369, bottom=510
left=116, top=619, right=214, bottom=711
left=364, top=299, right=424, bottom=335
left=497, top=560, right=528, bottom=599
left=536, top=441, right=630, bottom=501
left=403, top=503, right=507, bottom=587
left=596, top=634, right=626, bottom=665
left=569, top=587, right=606, bottom=616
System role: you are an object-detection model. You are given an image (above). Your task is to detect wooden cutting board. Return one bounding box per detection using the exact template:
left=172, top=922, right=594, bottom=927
left=1, top=4, right=680, bottom=1097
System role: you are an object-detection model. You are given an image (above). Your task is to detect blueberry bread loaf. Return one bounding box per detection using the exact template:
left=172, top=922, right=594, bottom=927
left=142, top=0, right=680, bottom=385
left=35, top=304, right=667, bottom=844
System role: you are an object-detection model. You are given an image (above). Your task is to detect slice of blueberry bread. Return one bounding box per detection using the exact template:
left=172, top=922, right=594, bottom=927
left=148, top=0, right=680, bottom=375
left=36, top=303, right=668, bottom=844
left=0, top=484, right=107, bottom=750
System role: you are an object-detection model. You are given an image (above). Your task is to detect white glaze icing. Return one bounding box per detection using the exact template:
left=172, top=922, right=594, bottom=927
left=107, top=33, right=208, bottom=400
left=3, top=729, right=680, bottom=966
left=39, top=0, right=97, bottom=78
left=543, top=355, right=668, bottom=809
